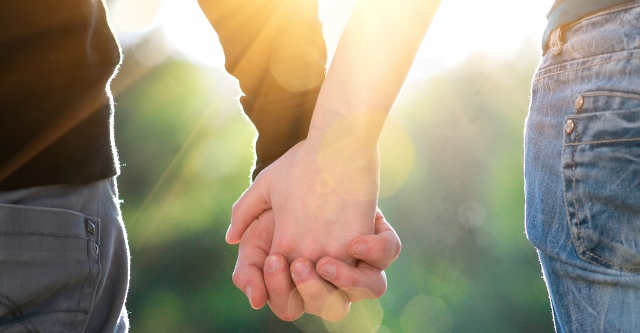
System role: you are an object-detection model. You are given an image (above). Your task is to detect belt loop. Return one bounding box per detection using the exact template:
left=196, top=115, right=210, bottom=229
left=549, top=27, right=563, bottom=56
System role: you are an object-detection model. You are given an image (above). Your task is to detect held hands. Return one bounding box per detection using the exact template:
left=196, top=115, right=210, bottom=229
left=226, top=139, right=400, bottom=321
left=231, top=208, right=401, bottom=321
left=227, top=138, right=380, bottom=265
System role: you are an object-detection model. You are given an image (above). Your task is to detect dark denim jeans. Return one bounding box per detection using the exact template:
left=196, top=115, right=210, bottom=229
left=525, top=1, right=640, bottom=332
left=0, top=178, right=129, bottom=332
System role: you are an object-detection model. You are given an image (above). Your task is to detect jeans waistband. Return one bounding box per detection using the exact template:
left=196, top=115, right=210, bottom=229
left=536, top=2, right=640, bottom=78
left=543, top=0, right=640, bottom=55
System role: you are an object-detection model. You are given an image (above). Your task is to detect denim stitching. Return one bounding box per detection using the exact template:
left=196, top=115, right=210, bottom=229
left=565, top=137, right=640, bottom=146
left=534, top=56, right=640, bottom=81
left=579, top=91, right=640, bottom=100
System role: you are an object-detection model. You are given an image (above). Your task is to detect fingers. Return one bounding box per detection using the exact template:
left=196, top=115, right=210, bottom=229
left=227, top=172, right=272, bottom=244
left=264, top=254, right=305, bottom=321
left=346, top=209, right=401, bottom=270
left=232, top=262, right=268, bottom=310
left=290, top=258, right=351, bottom=322
left=232, top=210, right=275, bottom=309
left=316, top=257, right=387, bottom=302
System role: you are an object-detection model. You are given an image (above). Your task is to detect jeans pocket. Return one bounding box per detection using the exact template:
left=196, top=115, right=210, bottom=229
left=0, top=203, right=101, bottom=333
left=562, top=92, right=640, bottom=271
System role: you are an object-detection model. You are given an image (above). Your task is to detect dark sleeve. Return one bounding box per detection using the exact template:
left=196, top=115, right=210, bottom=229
left=198, top=0, right=327, bottom=179
left=0, top=0, right=121, bottom=190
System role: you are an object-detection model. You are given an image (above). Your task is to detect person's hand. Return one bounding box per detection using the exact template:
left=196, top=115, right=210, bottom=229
left=227, top=134, right=380, bottom=266
left=231, top=208, right=401, bottom=321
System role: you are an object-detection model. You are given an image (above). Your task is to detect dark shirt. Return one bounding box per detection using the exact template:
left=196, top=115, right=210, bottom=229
left=0, top=1, right=120, bottom=190
left=543, top=0, right=632, bottom=50
left=0, top=0, right=326, bottom=190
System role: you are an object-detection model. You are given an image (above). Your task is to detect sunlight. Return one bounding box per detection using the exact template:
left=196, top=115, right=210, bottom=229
left=414, top=0, right=554, bottom=78
left=111, top=0, right=554, bottom=77
left=157, top=0, right=225, bottom=67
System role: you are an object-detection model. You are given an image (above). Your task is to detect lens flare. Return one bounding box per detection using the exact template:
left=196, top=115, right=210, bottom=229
left=400, top=295, right=452, bottom=333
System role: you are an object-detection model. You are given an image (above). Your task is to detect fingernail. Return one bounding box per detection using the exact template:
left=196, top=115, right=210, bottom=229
left=352, top=242, right=367, bottom=257
left=319, top=262, right=336, bottom=280
left=265, top=255, right=282, bottom=273
left=225, top=224, right=233, bottom=239
left=291, top=262, right=309, bottom=280
left=245, top=286, right=256, bottom=309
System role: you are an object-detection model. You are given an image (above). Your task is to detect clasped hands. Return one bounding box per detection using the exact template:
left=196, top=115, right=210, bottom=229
left=225, top=140, right=401, bottom=321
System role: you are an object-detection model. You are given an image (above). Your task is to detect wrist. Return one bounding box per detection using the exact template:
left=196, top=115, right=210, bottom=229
left=306, top=108, right=386, bottom=156
left=303, top=123, right=381, bottom=201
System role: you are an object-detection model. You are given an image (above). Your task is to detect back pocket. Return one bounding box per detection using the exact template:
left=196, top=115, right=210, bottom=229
left=0, top=203, right=100, bottom=333
left=562, top=92, right=640, bottom=271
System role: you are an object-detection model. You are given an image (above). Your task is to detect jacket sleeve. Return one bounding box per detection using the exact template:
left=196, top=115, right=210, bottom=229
left=198, top=0, right=327, bottom=179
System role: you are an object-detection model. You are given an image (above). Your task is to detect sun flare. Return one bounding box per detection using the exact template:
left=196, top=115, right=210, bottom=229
left=110, top=0, right=554, bottom=77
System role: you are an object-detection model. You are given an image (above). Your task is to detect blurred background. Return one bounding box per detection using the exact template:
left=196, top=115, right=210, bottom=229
left=107, top=0, right=556, bottom=331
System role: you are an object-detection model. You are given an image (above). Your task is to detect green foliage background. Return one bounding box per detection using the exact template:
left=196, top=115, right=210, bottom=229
left=112, top=40, right=554, bottom=332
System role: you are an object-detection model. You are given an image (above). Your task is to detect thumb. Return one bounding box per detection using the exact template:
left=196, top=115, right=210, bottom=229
left=226, top=172, right=272, bottom=244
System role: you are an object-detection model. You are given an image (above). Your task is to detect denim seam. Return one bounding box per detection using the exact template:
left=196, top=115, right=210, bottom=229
left=534, top=56, right=640, bottom=81
left=565, top=137, right=640, bottom=146
left=579, top=91, right=640, bottom=100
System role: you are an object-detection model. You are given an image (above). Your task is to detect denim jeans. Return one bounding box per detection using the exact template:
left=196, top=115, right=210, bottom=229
left=0, top=178, right=129, bottom=332
left=525, top=1, right=640, bottom=332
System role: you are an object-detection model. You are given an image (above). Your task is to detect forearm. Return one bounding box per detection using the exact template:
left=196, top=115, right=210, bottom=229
left=307, top=0, right=441, bottom=153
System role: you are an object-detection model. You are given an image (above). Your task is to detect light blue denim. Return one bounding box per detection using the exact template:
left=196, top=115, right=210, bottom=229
left=525, top=1, right=640, bottom=332
left=0, top=178, right=129, bottom=332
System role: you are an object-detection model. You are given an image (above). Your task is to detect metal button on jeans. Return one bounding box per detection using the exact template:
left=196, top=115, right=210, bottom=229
left=565, top=119, right=575, bottom=134
left=575, top=95, right=584, bottom=110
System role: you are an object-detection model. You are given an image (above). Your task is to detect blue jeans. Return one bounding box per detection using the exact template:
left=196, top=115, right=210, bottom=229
left=0, top=178, right=129, bottom=332
left=525, top=1, right=640, bottom=332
